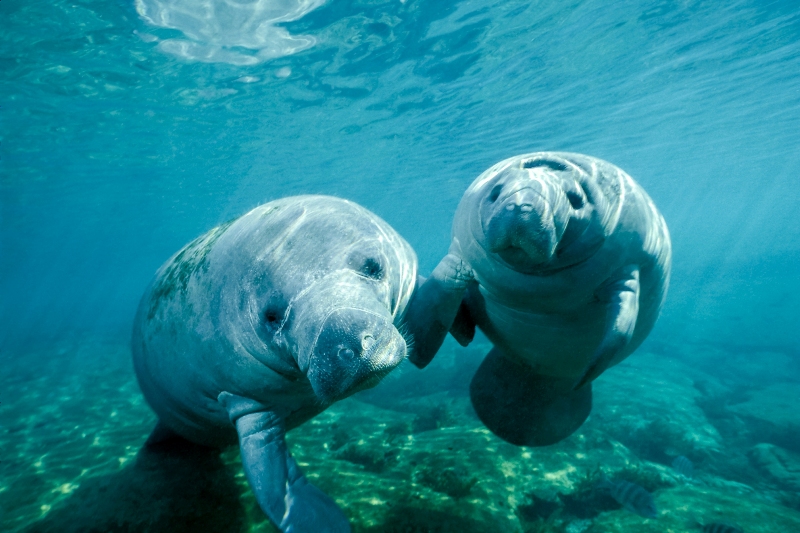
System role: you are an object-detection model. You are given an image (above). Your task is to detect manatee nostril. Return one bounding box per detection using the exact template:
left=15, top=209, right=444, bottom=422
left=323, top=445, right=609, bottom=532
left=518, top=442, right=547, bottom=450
left=506, top=202, right=534, bottom=213
left=361, top=334, right=376, bottom=351
left=337, top=347, right=356, bottom=360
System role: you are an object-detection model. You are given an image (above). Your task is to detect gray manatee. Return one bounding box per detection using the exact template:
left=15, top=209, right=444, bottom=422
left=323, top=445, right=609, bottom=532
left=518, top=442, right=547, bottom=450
left=132, top=195, right=417, bottom=533
left=405, top=152, right=671, bottom=447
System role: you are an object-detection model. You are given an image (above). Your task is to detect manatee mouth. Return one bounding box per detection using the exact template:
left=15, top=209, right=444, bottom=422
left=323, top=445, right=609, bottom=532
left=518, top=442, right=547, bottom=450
left=338, top=354, right=396, bottom=394
left=306, top=308, right=406, bottom=404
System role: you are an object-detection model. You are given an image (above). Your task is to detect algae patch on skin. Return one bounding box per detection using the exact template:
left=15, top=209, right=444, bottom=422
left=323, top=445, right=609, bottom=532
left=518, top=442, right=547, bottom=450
left=147, top=220, right=234, bottom=320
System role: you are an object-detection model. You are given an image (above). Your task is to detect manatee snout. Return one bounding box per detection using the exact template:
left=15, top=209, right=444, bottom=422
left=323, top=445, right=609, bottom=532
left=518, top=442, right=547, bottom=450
left=485, top=187, right=558, bottom=265
left=483, top=179, right=575, bottom=271
left=307, top=308, right=406, bottom=403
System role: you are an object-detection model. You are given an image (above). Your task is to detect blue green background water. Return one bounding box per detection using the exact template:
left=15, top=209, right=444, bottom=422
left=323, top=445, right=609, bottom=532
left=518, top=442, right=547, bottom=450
left=2, top=1, right=799, bottom=532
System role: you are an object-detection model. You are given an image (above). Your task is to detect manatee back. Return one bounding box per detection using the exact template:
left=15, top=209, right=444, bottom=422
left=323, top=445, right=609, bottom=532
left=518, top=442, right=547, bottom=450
left=131, top=217, right=243, bottom=446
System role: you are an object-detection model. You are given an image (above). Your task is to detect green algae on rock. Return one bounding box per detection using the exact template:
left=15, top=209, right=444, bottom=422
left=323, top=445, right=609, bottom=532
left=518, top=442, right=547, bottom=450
left=3, top=338, right=800, bottom=533
left=748, top=443, right=800, bottom=491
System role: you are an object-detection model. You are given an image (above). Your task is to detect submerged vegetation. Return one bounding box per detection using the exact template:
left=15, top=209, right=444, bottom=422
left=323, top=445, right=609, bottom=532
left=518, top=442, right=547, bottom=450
left=411, top=404, right=457, bottom=434
left=1, top=338, right=799, bottom=532
left=414, top=463, right=478, bottom=499
left=335, top=441, right=397, bottom=473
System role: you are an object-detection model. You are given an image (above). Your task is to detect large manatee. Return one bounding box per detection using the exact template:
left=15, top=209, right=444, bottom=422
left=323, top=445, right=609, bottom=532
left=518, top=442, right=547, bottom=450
left=132, top=195, right=417, bottom=533
left=406, top=152, right=671, bottom=447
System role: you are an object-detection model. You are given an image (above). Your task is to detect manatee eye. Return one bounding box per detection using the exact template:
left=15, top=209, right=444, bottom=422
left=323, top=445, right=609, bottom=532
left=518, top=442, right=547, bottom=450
left=360, top=258, right=383, bottom=280
left=488, top=184, right=503, bottom=203
left=262, top=309, right=284, bottom=331
left=566, top=190, right=585, bottom=209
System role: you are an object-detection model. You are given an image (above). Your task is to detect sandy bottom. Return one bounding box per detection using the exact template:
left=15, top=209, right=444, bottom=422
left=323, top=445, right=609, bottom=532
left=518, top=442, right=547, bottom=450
left=1, top=336, right=798, bottom=532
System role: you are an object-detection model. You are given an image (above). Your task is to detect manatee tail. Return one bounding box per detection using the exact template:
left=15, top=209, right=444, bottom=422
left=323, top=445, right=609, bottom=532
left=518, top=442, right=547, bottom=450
left=469, top=348, right=592, bottom=447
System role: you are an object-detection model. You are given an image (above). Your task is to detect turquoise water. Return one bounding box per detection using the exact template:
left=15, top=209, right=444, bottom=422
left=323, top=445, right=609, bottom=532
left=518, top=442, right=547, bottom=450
left=1, top=1, right=799, bottom=531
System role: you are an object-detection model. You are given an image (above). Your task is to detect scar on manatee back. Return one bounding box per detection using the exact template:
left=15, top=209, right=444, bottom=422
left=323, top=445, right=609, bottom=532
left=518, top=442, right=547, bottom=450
left=148, top=219, right=235, bottom=320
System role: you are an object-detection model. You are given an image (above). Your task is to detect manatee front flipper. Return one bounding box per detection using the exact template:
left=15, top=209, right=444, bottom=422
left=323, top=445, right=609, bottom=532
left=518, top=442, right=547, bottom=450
left=220, top=393, right=350, bottom=533
left=574, top=265, right=641, bottom=390
left=450, top=299, right=476, bottom=347
left=470, top=348, right=592, bottom=447
left=403, top=252, right=474, bottom=368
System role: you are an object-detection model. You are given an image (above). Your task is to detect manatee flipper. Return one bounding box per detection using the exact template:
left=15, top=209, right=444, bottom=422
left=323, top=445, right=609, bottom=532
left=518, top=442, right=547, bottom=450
left=283, top=457, right=350, bottom=533
left=404, top=253, right=474, bottom=368
left=574, top=265, right=640, bottom=390
left=221, top=393, right=350, bottom=533
left=470, top=348, right=592, bottom=447
left=450, top=300, right=476, bottom=347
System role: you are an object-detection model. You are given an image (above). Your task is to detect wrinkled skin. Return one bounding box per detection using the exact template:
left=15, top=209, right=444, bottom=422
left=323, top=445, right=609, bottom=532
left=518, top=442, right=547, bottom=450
left=132, top=196, right=417, bottom=533
left=405, top=153, right=671, bottom=447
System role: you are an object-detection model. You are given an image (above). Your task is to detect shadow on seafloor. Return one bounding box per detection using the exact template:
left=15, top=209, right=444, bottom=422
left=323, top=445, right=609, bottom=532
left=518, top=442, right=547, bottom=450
left=21, top=438, right=248, bottom=533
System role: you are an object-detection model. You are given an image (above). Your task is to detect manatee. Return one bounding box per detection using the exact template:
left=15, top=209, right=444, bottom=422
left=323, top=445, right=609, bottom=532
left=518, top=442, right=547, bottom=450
left=132, top=195, right=417, bottom=532
left=405, top=152, right=671, bottom=446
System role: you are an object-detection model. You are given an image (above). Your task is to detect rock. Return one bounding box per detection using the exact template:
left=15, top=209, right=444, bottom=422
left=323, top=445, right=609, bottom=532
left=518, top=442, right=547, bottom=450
left=749, top=443, right=800, bottom=491
left=566, top=518, right=592, bottom=533
left=590, top=352, right=723, bottom=463
left=665, top=341, right=799, bottom=386
left=728, top=383, right=800, bottom=453
left=719, top=350, right=798, bottom=385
